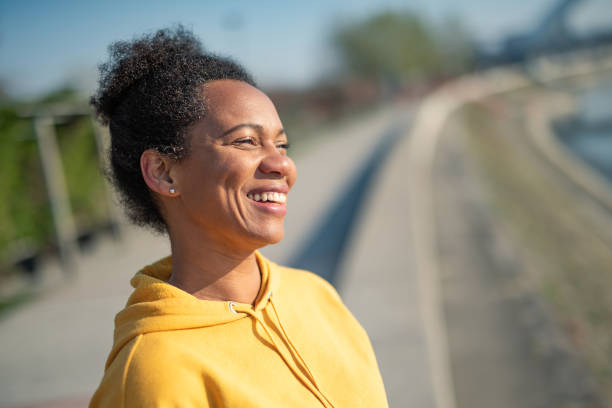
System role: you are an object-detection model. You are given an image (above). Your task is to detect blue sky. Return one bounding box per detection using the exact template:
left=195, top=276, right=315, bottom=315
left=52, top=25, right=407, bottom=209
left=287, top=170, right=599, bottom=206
left=0, top=0, right=586, bottom=98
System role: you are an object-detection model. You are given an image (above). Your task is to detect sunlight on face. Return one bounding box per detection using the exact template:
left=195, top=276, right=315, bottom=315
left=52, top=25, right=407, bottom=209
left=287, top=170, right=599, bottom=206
left=171, top=80, right=298, bottom=251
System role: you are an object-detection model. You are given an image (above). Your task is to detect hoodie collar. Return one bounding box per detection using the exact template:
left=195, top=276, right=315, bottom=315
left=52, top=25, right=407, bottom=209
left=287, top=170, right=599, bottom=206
left=106, top=251, right=278, bottom=369
left=128, top=250, right=278, bottom=307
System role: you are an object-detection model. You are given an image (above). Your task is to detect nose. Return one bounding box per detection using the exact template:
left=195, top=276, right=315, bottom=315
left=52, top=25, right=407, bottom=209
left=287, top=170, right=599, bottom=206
left=258, top=146, right=293, bottom=178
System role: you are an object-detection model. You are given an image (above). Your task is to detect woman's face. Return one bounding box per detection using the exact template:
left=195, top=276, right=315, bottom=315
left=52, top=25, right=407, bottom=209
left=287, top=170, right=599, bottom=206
left=169, top=80, right=297, bottom=251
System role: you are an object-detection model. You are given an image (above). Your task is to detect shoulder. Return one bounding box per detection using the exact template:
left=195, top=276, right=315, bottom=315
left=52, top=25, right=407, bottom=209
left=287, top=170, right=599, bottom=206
left=272, top=263, right=343, bottom=303
left=91, top=334, right=209, bottom=407
left=126, top=332, right=205, bottom=387
left=271, top=263, right=366, bottom=331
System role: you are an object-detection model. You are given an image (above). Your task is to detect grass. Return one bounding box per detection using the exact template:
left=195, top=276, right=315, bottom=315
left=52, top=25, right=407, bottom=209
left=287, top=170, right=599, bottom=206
left=0, top=290, right=35, bottom=319
left=455, top=90, right=612, bottom=402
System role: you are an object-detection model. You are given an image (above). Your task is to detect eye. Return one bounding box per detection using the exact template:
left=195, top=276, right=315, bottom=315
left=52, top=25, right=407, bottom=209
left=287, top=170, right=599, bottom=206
left=277, top=142, right=290, bottom=150
left=233, top=137, right=256, bottom=146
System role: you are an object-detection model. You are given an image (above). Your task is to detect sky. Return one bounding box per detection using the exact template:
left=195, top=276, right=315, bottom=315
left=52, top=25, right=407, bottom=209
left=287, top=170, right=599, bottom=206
left=0, top=0, right=606, bottom=99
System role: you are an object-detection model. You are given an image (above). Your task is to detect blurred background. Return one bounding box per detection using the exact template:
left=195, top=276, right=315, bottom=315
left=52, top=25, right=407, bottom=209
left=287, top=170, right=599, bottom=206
left=1, top=0, right=611, bottom=407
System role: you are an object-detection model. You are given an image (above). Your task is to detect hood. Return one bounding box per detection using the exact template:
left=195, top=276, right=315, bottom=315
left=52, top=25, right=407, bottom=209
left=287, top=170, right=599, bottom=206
left=105, top=251, right=279, bottom=369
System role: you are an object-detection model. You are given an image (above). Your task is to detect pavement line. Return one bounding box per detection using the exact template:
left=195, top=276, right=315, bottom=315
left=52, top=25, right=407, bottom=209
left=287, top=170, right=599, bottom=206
left=407, top=71, right=530, bottom=408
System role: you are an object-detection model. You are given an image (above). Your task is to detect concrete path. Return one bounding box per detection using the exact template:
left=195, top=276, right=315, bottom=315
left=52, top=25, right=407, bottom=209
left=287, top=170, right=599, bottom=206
left=0, top=226, right=170, bottom=407
left=337, top=119, right=436, bottom=408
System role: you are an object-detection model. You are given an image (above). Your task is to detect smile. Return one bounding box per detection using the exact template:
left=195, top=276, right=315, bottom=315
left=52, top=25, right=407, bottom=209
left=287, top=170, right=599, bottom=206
left=247, top=192, right=287, bottom=204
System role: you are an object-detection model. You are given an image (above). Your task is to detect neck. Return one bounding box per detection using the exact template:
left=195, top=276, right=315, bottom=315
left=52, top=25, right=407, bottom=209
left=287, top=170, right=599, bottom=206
left=167, top=231, right=262, bottom=305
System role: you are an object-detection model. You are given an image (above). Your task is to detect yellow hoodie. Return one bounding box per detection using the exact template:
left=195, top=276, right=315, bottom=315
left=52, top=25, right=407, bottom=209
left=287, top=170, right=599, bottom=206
left=90, top=252, right=388, bottom=407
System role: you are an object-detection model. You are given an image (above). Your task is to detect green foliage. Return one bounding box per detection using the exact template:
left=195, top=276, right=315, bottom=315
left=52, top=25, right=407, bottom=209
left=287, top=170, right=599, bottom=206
left=0, top=107, right=53, bottom=255
left=434, top=15, right=475, bottom=75
left=56, top=118, right=108, bottom=229
left=332, top=10, right=475, bottom=82
left=0, top=90, right=109, bottom=266
left=0, top=290, right=35, bottom=317
left=38, top=87, right=81, bottom=105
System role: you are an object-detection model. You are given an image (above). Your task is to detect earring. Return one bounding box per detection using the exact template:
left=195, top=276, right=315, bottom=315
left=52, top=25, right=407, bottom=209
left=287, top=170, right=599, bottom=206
left=169, top=187, right=176, bottom=195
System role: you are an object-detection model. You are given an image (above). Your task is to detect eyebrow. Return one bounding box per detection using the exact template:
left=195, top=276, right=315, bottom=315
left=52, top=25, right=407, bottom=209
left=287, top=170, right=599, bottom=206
left=221, top=123, right=285, bottom=137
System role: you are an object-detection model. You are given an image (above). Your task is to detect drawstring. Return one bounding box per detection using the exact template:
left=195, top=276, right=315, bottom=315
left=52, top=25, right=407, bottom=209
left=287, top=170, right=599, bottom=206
left=268, top=299, right=335, bottom=408
left=235, top=306, right=332, bottom=407
left=231, top=297, right=335, bottom=408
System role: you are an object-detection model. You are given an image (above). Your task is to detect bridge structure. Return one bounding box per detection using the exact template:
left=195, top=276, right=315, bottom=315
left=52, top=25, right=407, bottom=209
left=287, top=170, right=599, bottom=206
left=479, top=0, right=612, bottom=66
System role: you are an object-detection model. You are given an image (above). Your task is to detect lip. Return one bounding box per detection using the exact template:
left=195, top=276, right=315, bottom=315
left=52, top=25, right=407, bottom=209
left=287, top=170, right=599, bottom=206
left=246, top=184, right=289, bottom=195
left=248, top=199, right=287, bottom=216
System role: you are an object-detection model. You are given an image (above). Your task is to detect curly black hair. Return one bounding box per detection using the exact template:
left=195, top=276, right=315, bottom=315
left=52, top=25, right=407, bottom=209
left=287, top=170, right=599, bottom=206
left=91, top=26, right=256, bottom=233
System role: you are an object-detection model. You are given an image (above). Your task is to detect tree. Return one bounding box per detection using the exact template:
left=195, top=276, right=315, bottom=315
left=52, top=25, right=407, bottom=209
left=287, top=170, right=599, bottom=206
left=332, top=10, right=474, bottom=84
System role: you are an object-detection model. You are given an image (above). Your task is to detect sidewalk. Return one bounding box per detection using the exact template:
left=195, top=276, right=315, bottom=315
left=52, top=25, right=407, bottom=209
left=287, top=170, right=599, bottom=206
left=337, top=117, right=436, bottom=407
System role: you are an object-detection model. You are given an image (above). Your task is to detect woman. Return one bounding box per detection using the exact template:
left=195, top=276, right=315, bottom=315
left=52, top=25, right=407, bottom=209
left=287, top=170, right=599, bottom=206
left=90, top=27, right=388, bottom=408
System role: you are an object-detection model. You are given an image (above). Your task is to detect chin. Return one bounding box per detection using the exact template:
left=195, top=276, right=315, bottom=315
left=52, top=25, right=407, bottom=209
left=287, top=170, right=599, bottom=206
left=267, top=233, right=284, bottom=245
left=262, top=232, right=284, bottom=246
left=251, top=226, right=284, bottom=247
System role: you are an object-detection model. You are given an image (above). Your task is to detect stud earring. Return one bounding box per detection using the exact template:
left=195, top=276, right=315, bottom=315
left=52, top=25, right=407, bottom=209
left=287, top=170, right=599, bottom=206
left=169, top=187, right=176, bottom=195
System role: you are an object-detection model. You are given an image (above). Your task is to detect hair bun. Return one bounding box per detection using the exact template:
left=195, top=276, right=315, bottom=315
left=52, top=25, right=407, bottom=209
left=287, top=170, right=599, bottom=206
left=90, top=25, right=203, bottom=124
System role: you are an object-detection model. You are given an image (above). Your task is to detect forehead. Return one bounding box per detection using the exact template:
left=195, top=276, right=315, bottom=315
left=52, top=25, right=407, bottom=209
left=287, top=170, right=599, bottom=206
left=200, top=80, right=279, bottom=126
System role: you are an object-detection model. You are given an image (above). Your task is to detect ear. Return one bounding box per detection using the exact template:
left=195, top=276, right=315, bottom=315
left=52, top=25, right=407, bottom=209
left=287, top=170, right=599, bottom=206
left=140, top=149, right=179, bottom=197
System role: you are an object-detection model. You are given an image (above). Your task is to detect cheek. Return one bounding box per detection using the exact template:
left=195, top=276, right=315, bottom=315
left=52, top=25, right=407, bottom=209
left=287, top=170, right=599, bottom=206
left=216, top=154, right=258, bottom=190
left=175, top=152, right=224, bottom=202
left=287, top=158, right=298, bottom=188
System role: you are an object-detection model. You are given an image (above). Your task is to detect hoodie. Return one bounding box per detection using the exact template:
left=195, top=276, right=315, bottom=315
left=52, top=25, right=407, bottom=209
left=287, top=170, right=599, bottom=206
left=89, top=252, right=388, bottom=407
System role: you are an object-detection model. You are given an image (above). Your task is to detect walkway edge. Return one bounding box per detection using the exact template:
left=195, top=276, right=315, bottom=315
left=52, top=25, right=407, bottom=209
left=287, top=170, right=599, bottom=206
left=408, top=70, right=530, bottom=408
left=410, top=54, right=612, bottom=408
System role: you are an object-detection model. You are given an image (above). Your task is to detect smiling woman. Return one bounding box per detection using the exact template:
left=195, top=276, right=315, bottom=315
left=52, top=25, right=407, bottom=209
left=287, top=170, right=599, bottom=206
left=89, top=26, right=388, bottom=408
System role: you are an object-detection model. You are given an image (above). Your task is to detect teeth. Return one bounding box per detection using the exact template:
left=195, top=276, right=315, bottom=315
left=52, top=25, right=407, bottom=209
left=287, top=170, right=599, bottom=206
left=248, top=192, right=287, bottom=204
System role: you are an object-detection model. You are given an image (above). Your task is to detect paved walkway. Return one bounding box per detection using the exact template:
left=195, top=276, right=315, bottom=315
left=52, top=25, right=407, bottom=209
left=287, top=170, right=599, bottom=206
left=337, top=119, right=436, bottom=408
